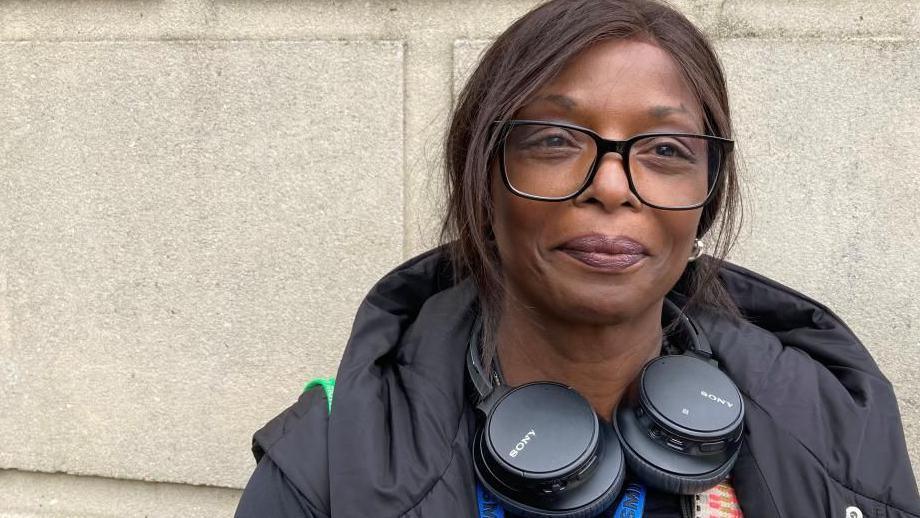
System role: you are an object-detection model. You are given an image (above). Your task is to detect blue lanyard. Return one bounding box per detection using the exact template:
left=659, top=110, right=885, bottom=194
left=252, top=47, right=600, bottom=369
left=612, top=483, right=647, bottom=518
left=476, top=482, right=505, bottom=518
left=476, top=482, right=646, bottom=518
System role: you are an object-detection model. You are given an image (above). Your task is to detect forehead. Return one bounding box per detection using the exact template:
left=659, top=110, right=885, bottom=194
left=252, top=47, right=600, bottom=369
left=519, top=39, right=704, bottom=134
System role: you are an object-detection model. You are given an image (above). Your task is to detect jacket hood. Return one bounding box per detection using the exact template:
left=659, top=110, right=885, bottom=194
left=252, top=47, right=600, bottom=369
left=328, top=249, right=480, bottom=516
left=251, top=247, right=920, bottom=517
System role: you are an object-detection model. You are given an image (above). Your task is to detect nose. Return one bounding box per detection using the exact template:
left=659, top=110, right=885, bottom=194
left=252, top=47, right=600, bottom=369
left=574, top=151, right=641, bottom=210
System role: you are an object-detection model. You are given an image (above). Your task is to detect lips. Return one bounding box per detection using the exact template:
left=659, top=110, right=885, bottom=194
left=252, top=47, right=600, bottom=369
left=557, top=234, right=648, bottom=271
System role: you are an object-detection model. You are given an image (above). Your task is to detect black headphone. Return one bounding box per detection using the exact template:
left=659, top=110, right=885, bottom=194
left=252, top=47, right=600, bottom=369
left=467, top=299, right=744, bottom=518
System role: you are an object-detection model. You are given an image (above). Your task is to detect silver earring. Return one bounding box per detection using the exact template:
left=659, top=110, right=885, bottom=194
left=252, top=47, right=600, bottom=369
left=688, top=239, right=705, bottom=262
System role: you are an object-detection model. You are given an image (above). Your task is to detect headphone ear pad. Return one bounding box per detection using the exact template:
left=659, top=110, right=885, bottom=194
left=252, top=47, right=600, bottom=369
left=620, top=432, right=737, bottom=495
left=489, top=480, right=620, bottom=518
left=613, top=406, right=738, bottom=495
left=475, top=422, right=625, bottom=518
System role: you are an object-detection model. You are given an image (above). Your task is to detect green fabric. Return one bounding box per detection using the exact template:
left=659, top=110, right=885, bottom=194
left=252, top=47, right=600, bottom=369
left=303, top=377, right=335, bottom=414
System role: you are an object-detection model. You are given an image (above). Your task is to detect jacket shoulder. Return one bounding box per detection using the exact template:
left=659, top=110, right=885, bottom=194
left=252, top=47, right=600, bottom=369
left=702, top=262, right=920, bottom=516
left=246, top=385, right=333, bottom=516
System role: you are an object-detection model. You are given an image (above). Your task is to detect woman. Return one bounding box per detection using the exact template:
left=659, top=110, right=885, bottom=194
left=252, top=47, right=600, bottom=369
left=236, top=0, right=920, bottom=516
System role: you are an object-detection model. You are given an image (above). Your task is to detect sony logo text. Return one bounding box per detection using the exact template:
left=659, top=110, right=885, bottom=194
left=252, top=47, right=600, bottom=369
left=508, top=429, right=536, bottom=458
left=700, top=390, right=734, bottom=408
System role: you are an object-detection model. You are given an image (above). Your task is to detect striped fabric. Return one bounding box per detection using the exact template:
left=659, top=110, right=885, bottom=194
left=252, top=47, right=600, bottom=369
left=693, top=481, right=743, bottom=518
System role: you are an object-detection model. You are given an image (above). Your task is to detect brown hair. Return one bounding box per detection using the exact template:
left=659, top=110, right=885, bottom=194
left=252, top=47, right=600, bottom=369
left=441, top=0, right=743, bottom=366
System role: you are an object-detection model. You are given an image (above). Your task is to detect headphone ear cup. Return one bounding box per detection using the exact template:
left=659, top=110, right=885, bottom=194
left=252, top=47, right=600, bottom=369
left=613, top=404, right=738, bottom=495
left=474, top=417, right=626, bottom=518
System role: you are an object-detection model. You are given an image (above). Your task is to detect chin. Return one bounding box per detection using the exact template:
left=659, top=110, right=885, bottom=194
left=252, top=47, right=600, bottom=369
left=548, top=282, right=654, bottom=325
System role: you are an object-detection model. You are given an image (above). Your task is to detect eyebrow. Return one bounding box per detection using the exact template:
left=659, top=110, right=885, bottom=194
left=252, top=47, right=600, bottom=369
left=525, top=97, right=696, bottom=125
left=532, top=94, right=578, bottom=111
left=649, top=104, right=690, bottom=119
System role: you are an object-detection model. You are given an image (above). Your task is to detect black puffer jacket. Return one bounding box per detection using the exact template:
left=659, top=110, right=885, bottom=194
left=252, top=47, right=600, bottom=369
left=236, top=248, right=920, bottom=517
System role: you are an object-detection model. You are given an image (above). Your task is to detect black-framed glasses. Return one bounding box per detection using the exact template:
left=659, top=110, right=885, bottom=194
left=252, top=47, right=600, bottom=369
left=497, top=120, right=734, bottom=210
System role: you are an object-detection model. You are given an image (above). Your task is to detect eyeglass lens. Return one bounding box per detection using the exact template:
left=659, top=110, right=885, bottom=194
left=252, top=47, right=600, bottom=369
left=503, top=123, right=721, bottom=208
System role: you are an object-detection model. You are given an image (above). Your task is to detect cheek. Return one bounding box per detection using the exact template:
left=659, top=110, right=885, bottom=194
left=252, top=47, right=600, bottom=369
left=660, top=210, right=702, bottom=266
left=492, top=178, right=527, bottom=259
left=491, top=174, right=551, bottom=268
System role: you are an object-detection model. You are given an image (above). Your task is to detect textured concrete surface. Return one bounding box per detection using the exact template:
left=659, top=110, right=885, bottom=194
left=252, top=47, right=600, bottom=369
left=717, top=0, right=919, bottom=38
left=0, top=41, right=404, bottom=488
left=0, top=0, right=917, bottom=516
left=0, top=469, right=240, bottom=518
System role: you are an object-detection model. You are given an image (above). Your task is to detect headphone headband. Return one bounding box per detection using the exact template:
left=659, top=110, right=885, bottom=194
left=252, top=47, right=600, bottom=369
left=466, top=297, right=710, bottom=400
left=466, top=315, right=493, bottom=401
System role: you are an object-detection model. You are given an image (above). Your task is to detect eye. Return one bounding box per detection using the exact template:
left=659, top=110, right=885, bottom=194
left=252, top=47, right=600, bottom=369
left=505, top=124, right=589, bottom=158
left=523, top=131, right=579, bottom=149
left=634, top=136, right=695, bottom=161
left=654, top=144, right=678, bottom=157
left=542, top=135, right=569, bottom=148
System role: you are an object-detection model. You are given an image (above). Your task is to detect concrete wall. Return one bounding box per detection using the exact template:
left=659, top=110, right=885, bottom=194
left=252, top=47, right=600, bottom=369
left=0, top=0, right=917, bottom=515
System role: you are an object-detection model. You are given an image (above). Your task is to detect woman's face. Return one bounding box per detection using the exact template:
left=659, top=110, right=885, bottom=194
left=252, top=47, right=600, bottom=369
left=491, top=39, right=705, bottom=325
